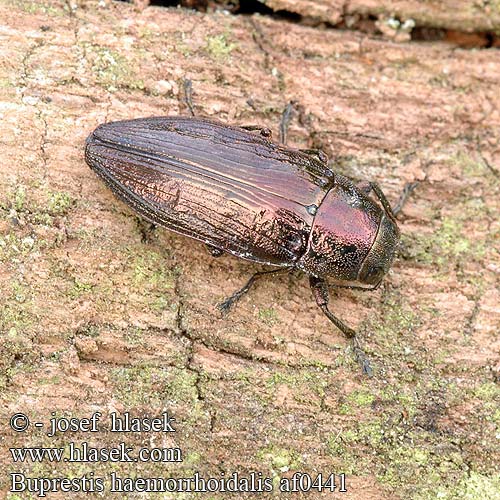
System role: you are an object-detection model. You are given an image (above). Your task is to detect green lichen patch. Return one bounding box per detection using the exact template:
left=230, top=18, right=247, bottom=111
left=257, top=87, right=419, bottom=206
left=68, top=277, right=94, bottom=300
left=12, top=184, right=26, bottom=212
left=346, top=388, right=375, bottom=407
left=426, top=472, right=500, bottom=500
left=402, top=215, right=486, bottom=269
left=122, top=326, right=144, bottom=347
left=110, top=364, right=201, bottom=410
left=84, top=44, right=144, bottom=92
left=365, top=290, right=422, bottom=361
left=258, top=307, right=279, bottom=326
left=0, top=76, right=14, bottom=88
left=0, top=329, right=37, bottom=391
left=47, top=191, right=74, bottom=216
left=2, top=182, right=75, bottom=228
left=327, top=414, right=491, bottom=496
left=0, top=280, right=35, bottom=333
left=0, top=281, right=38, bottom=389
left=257, top=445, right=302, bottom=472
left=205, top=34, right=237, bottom=60
left=6, top=0, right=63, bottom=16
left=265, top=368, right=329, bottom=407
left=452, top=151, right=499, bottom=182
left=0, top=233, right=38, bottom=263
left=473, top=381, right=500, bottom=402
left=326, top=371, right=500, bottom=497
left=126, top=249, right=178, bottom=314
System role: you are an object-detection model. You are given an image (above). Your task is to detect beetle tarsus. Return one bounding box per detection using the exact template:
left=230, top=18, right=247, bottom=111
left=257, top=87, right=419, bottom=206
left=309, top=276, right=373, bottom=376
left=350, top=336, right=373, bottom=377
left=217, top=274, right=259, bottom=315
left=393, top=181, right=419, bottom=216
left=218, top=294, right=239, bottom=315
left=218, top=268, right=289, bottom=315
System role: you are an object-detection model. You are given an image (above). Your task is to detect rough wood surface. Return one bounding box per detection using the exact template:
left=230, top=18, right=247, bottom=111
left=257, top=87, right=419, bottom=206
left=262, top=0, right=500, bottom=32
left=0, top=0, right=499, bottom=499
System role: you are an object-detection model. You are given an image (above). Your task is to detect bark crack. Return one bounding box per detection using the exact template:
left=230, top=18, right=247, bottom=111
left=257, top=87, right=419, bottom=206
left=19, top=41, right=50, bottom=177
left=144, top=2, right=499, bottom=48
left=19, top=42, right=43, bottom=99
left=36, top=108, right=49, bottom=179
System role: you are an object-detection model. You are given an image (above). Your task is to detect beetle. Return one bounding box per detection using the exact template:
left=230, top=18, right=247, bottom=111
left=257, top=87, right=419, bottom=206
left=85, top=116, right=403, bottom=375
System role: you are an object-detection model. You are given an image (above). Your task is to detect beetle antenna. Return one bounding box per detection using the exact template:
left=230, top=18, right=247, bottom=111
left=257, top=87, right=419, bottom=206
left=392, top=181, right=419, bottom=217
left=356, top=180, right=418, bottom=222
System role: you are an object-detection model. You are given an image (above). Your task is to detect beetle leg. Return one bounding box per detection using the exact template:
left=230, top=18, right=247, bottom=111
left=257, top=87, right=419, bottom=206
left=279, top=101, right=296, bottom=144
left=240, top=125, right=272, bottom=138
left=182, top=78, right=195, bottom=117
left=206, top=244, right=224, bottom=258
left=218, top=268, right=290, bottom=315
left=299, top=149, right=329, bottom=165
left=309, top=276, right=373, bottom=377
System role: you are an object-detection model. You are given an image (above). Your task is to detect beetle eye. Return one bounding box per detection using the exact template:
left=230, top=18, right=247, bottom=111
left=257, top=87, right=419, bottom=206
left=365, top=265, right=384, bottom=282
left=339, top=244, right=357, bottom=256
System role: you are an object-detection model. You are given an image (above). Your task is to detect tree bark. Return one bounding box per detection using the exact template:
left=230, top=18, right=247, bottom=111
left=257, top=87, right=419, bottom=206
left=0, top=1, right=498, bottom=498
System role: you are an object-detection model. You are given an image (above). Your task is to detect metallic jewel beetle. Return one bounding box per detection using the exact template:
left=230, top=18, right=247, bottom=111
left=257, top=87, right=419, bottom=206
left=85, top=116, right=401, bottom=374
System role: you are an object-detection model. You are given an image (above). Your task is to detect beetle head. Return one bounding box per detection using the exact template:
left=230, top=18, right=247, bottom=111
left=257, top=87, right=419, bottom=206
left=298, top=176, right=400, bottom=288
left=357, top=213, right=400, bottom=287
